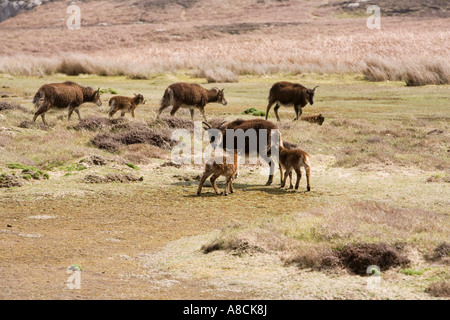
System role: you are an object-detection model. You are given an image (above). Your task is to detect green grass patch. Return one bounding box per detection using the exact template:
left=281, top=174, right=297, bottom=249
left=400, top=268, right=426, bottom=276
left=126, top=163, right=140, bottom=170
left=7, top=163, right=50, bottom=180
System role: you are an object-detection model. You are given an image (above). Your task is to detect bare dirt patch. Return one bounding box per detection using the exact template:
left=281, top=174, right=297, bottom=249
left=82, top=173, right=144, bottom=184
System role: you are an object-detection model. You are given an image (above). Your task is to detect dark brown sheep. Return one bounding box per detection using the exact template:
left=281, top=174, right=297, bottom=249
left=301, top=114, right=325, bottom=126
left=203, top=118, right=281, bottom=186
left=156, top=82, right=227, bottom=122
left=108, top=94, right=145, bottom=118
left=32, top=81, right=102, bottom=125
left=266, top=81, right=318, bottom=122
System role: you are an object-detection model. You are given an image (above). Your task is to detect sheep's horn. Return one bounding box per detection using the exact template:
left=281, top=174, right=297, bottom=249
left=202, top=121, right=212, bottom=130
left=312, top=86, right=319, bottom=91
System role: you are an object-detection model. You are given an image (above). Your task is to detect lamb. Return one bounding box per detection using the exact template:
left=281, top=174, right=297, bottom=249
left=157, top=82, right=227, bottom=121
left=197, top=150, right=239, bottom=196
left=279, top=143, right=311, bottom=191
left=108, top=94, right=145, bottom=118
left=32, top=81, right=102, bottom=125
left=301, top=114, right=325, bottom=126
left=266, top=81, right=319, bottom=122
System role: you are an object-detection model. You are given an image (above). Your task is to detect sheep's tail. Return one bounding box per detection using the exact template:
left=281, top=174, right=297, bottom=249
left=160, top=88, right=174, bottom=109
left=32, top=90, right=44, bottom=107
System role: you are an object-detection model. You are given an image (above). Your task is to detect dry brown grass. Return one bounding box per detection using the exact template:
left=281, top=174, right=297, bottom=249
left=1, top=0, right=448, bottom=86
left=202, top=201, right=449, bottom=272
left=425, top=281, right=450, bottom=297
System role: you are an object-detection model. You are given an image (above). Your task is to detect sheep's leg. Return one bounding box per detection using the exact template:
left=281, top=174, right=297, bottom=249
left=274, top=103, right=281, bottom=122
left=224, top=176, right=232, bottom=196
left=40, top=113, right=47, bottom=126
left=264, top=155, right=275, bottom=186
left=157, top=90, right=173, bottom=119
left=293, top=106, right=299, bottom=121
left=210, top=175, right=222, bottom=195
left=229, top=177, right=235, bottom=194
left=131, top=107, right=136, bottom=118
left=68, top=105, right=75, bottom=121
left=33, top=105, right=48, bottom=125
left=197, top=171, right=211, bottom=196
left=281, top=170, right=290, bottom=188
left=170, top=103, right=181, bottom=117
left=294, top=105, right=303, bottom=121
left=189, top=109, right=195, bottom=121
left=109, top=107, right=117, bottom=118
left=266, top=101, right=275, bottom=120
left=279, top=165, right=284, bottom=186
left=199, top=107, right=208, bottom=122
left=121, top=111, right=126, bottom=117
left=288, top=171, right=294, bottom=189
left=294, top=168, right=301, bottom=190
left=74, top=108, right=82, bottom=121
left=305, top=165, right=311, bottom=192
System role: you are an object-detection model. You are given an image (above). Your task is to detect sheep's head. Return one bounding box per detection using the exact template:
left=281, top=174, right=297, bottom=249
left=202, top=121, right=223, bottom=149
left=306, top=86, right=319, bottom=105
left=212, top=88, right=227, bottom=106
left=93, top=88, right=102, bottom=106
left=134, top=93, right=145, bottom=105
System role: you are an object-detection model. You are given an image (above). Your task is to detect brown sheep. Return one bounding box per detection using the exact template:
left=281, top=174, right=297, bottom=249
left=32, top=81, right=102, bottom=125
left=266, top=81, right=319, bottom=122
left=301, top=114, right=325, bottom=126
left=156, top=82, right=227, bottom=122
left=203, top=118, right=281, bottom=186
left=108, top=94, right=145, bottom=118
left=279, top=144, right=311, bottom=191
left=197, top=150, right=239, bottom=196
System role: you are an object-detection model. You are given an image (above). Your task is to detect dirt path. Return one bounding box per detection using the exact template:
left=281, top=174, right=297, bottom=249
left=0, top=182, right=263, bottom=299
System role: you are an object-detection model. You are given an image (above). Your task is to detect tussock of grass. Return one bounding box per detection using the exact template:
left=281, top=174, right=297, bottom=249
left=426, top=281, right=450, bottom=297
left=0, top=101, right=28, bottom=113
left=363, top=57, right=450, bottom=86
left=201, top=201, right=449, bottom=272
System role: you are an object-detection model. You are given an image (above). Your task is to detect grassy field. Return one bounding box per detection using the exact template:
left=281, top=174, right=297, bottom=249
left=0, top=72, right=448, bottom=299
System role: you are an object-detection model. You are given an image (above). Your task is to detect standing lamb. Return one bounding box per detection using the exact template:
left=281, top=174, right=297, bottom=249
left=266, top=81, right=319, bottom=122
left=197, top=150, right=239, bottom=196
left=279, top=143, right=311, bottom=191
left=156, top=82, right=227, bottom=122
left=108, top=94, right=145, bottom=118
left=32, top=81, right=102, bottom=125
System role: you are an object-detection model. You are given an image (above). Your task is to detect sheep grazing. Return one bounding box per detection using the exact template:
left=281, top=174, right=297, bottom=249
left=108, top=94, right=145, bottom=118
left=203, top=118, right=281, bottom=186
left=32, top=81, right=102, bottom=125
left=197, top=150, right=239, bottom=196
left=301, top=114, right=325, bottom=126
left=279, top=143, right=311, bottom=191
left=266, top=81, right=319, bottom=122
left=156, top=82, right=227, bottom=122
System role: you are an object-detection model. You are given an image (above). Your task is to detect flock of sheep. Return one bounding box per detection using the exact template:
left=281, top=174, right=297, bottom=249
left=31, top=80, right=321, bottom=196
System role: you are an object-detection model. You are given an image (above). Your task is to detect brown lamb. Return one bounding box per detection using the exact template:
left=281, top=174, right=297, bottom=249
left=301, top=114, right=325, bottom=126
left=32, top=81, right=102, bottom=125
left=157, top=82, right=227, bottom=121
left=197, top=150, right=239, bottom=196
left=266, top=81, right=318, bottom=122
left=279, top=144, right=311, bottom=191
left=108, top=94, right=145, bottom=118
